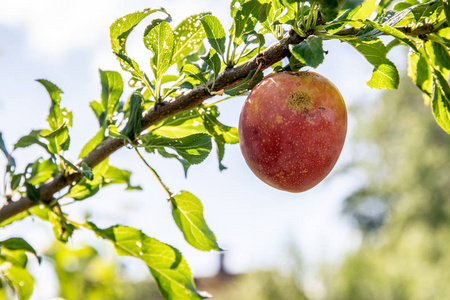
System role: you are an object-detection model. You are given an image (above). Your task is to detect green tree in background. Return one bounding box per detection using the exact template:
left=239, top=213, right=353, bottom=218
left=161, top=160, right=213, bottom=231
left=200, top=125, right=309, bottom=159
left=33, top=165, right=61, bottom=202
left=326, top=76, right=450, bottom=299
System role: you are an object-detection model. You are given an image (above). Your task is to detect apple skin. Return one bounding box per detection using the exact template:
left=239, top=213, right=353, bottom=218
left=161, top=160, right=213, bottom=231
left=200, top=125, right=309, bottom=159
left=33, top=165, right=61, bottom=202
left=238, top=71, right=347, bottom=193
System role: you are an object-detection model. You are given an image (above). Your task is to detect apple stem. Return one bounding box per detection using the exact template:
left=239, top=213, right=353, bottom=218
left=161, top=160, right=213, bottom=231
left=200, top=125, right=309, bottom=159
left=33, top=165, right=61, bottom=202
left=249, top=61, right=263, bottom=85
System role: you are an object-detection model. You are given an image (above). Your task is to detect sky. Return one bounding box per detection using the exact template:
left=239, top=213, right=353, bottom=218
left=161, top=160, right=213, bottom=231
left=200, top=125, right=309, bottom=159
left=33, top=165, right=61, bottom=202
left=0, top=1, right=404, bottom=298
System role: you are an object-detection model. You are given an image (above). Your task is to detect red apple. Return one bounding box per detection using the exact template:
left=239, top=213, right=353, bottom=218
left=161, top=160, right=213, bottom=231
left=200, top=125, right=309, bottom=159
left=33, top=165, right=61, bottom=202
left=238, top=71, right=347, bottom=193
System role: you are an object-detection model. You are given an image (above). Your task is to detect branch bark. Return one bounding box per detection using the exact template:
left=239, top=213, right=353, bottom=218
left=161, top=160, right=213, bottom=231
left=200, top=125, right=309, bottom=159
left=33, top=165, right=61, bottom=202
left=0, top=23, right=440, bottom=223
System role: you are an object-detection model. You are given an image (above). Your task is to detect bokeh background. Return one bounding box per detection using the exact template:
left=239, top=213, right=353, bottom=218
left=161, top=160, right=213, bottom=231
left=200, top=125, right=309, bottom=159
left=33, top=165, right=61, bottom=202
left=1, top=1, right=449, bottom=299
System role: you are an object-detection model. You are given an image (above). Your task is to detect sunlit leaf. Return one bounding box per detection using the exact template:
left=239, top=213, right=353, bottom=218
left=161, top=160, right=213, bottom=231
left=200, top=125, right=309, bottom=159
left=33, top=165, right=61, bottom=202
left=201, top=49, right=222, bottom=84
left=144, top=21, right=174, bottom=79
left=362, top=20, right=418, bottom=52
left=79, top=129, right=105, bottom=158
left=0, top=238, right=39, bottom=262
left=14, top=130, right=49, bottom=152
left=100, top=70, right=123, bottom=122
left=36, top=79, right=62, bottom=104
left=110, top=7, right=169, bottom=58
left=200, top=15, right=226, bottom=59
left=86, top=223, right=209, bottom=299
left=171, top=191, right=222, bottom=251
left=27, top=158, right=57, bottom=186
left=407, top=49, right=433, bottom=99
left=142, top=133, right=212, bottom=165
left=151, top=109, right=207, bottom=138
left=347, top=38, right=399, bottom=89
left=231, top=0, right=262, bottom=39
left=172, top=13, right=209, bottom=64
left=1, top=248, right=28, bottom=268
left=431, top=69, right=450, bottom=133
left=0, top=260, right=34, bottom=300
left=182, top=64, right=208, bottom=85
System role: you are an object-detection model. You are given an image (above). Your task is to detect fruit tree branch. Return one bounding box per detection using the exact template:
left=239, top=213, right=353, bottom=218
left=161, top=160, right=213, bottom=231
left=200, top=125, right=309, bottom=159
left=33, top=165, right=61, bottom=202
left=0, top=23, right=439, bottom=223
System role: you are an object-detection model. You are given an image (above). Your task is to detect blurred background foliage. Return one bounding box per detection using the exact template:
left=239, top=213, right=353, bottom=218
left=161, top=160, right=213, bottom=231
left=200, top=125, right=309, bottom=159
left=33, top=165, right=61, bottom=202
left=2, top=72, right=450, bottom=299
left=323, top=73, right=450, bottom=299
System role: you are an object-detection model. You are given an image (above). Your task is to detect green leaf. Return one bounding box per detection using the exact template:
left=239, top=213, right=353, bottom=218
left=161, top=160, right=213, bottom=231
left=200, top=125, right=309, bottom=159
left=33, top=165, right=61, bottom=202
left=182, top=64, right=208, bottom=85
left=10, top=174, right=22, bottom=191
left=102, top=164, right=140, bottom=189
left=231, top=0, right=262, bottom=39
left=115, top=53, right=148, bottom=87
left=108, top=125, right=130, bottom=141
left=224, top=69, right=263, bottom=96
left=431, top=41, right=450, bottom=71
left=407, top=50, right=433, bottom=98
left=170, top=191, right=222, bottom=251
left=24, top=182, right=40, bottom=203
left=39, top=122, right=68, bottom=139
left=144, top=21, right=174, bottom=79
left=151, top=109, right=207, bottom=138
left=289, top=36, right=324, bottom=69
left=443, top=0, right=450, bottom=25
left=90, top=100, right=105, bottom=127
left=59, top=156, right=80, bottom=172
left=81, top=163, right=93, bottom=180
left=0, top=210, right=32, bottom=227
left=65, top=159, right=140, bottom=200
left=122, top=92, right=143, bottom=140
left=110, top=7, right=169, bottom=57
left=347, top=38, right=399, bottom=89
left=200, top=106, right=239, bottom=144
left=65, top=178, right=100, bottom=201
left=1, top=248, right=28, bottom=268
left=100, top=70, right=123, bottom=123
left=14, top=130, right=51, bottom=156
left=37, top=79, right=72, bottom=154
left=0, top=238, right=39, bottom=262
left=260, top=0, right=289, bottom=38
left=431, top=69, right=450, bottom=133
left=27, top=158, right=57, bottom=186
left=157, top=148, right=192, bottom=177
left=362, top=20, right=418, bottom=52
left=79, top=129, right=105, bottom=158
left=200, top=15, right=226, bottom=59
left=0, top=260, right=34, bottom=300
left=0, top=132, right=15, bottom=172
left=201, top=49, right=222, bottom=84
left=318, top=0, right=340, bottom=21
left=36, top=79, right=62, bottom=104
left=199, top=106, right=238, bottom=171
left=172, top=13, right=209, bottom=64
left=86, top=223, right=209, bottom=299
left=322, top=8, right=359, bottom=35
left=214, top=139, right=227, bottom=171
left=142, top=133, right=212, bottom=165
left=46, top=128, right=70, bottom=154
left=350, top=0, right=377, bottom=21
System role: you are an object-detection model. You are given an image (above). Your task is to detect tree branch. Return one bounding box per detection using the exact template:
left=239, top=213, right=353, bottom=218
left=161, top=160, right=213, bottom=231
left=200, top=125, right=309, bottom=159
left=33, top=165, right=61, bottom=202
left=0, top=23, right=440, bottom=223
left=0, top=29, right=303, bottom=223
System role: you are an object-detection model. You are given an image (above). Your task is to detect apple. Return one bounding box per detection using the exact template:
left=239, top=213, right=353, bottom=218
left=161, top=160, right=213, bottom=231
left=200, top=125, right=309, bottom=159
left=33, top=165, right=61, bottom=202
left=238, top=71, right=347, bottom=193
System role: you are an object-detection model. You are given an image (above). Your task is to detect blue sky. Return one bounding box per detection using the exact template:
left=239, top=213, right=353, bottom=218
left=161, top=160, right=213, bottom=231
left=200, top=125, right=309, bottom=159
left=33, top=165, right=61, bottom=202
left=0, top=0, right=404, bottom=298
